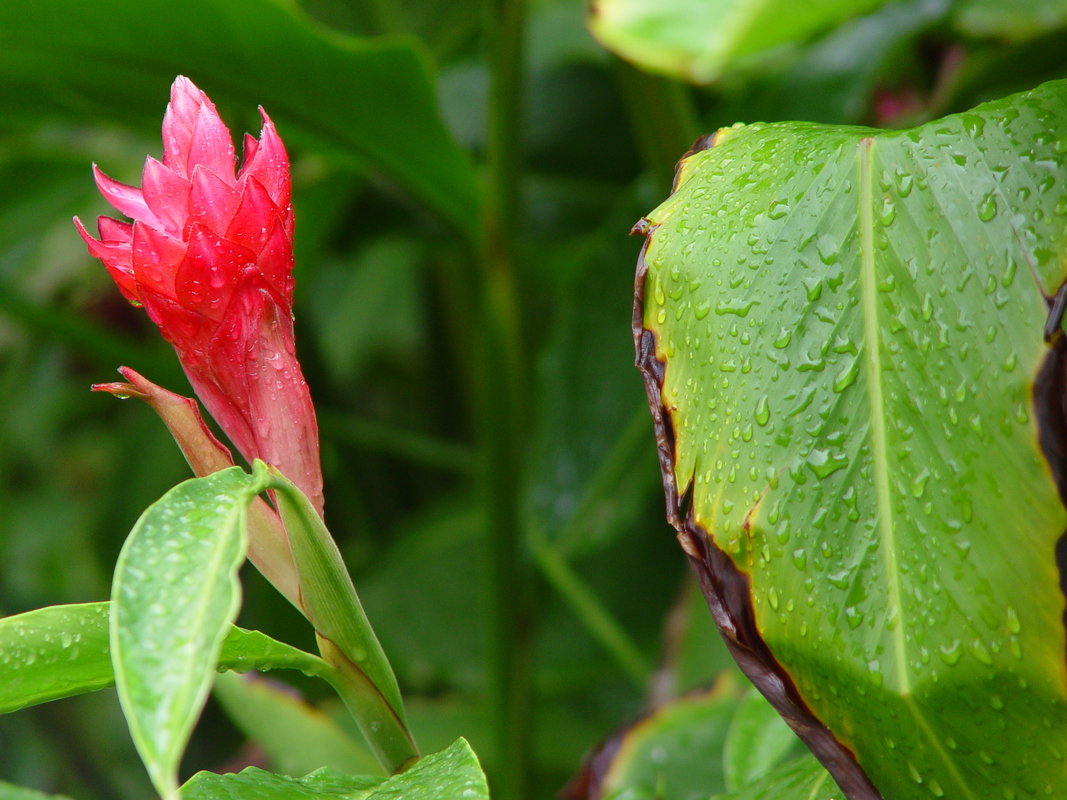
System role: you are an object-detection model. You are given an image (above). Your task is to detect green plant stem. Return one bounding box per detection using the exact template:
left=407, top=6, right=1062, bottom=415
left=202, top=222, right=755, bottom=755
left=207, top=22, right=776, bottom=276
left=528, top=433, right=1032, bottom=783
left=479, top=0, right=533, bottom=795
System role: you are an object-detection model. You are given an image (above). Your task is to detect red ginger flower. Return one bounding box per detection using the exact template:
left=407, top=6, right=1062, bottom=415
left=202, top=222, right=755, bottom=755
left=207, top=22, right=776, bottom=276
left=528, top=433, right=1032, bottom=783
left=76, top=76, right=323, bottom=515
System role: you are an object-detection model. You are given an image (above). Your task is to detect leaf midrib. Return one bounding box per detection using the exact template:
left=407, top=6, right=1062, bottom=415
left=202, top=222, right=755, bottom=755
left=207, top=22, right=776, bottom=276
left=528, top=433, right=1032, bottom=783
left=857, top=136, right=909, bottom=697
left=858, top=134, right=978, bottom=800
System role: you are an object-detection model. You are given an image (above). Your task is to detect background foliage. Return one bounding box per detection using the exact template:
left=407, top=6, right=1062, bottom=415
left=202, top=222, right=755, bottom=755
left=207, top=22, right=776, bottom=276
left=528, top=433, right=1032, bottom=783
left=2, top=0, right=1067, bottom=798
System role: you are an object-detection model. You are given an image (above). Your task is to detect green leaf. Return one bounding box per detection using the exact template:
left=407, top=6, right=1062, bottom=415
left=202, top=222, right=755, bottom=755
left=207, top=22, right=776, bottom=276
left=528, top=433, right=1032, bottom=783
left=111, top=465, right=267, bottom=800
left=596, top=675, right=743, bottom=800
left=180, top=738, right=487, bottom=800
left=953, top=0, right=1067, bottom=41
left=711, top=755, right=843, bottom=800
left=183, top=765, right=382, bottom=800
left=0, top=601, right=340, bottom=715
left=587, top=0, right=891, bottom=84
left=0, top=602, right=113, bottom=714
left=722, top=688, right=803, bottom=791
left=636, top=79, right=1067, bottom=797
left=213, top=670, right=380, bottom=777
left=0, top=0, right=479, bottom=238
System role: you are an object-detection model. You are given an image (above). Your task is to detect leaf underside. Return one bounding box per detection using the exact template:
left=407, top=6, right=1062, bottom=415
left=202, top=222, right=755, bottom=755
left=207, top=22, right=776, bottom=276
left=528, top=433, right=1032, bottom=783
left=636, top=79, right=1067, bottom=798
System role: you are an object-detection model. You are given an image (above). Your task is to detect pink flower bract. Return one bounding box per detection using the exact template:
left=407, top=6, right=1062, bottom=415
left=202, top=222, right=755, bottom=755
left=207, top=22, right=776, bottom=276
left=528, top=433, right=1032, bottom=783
left=76, top=76, right=323, bottom=515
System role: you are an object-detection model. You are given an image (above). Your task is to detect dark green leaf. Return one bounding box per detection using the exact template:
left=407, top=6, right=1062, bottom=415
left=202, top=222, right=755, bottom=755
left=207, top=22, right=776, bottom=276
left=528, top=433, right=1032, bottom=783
left=0, top=0, right=479, bottom=237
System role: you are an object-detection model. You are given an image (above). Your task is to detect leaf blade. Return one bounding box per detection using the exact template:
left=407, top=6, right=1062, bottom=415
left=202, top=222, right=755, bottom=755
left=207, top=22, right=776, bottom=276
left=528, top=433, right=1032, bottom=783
left=638, top=79, right=1067, bottom=798
left=110, top=466, right=264, bottom=799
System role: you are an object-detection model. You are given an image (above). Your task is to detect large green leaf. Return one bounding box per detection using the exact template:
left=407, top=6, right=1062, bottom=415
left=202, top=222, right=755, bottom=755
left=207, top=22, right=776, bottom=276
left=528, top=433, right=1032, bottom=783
left=635, top=79, right=1067, bottom=797
left=587, top=0, right=891, bottom=84
left=0, top=0, right=479, bottom=238
left=111, top=466, right=266, bottom=800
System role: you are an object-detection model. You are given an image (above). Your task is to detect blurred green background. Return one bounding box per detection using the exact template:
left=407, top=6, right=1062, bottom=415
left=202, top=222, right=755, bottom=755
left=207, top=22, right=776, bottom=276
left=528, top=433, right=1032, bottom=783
left=2, top=0, right=1067, bottom=798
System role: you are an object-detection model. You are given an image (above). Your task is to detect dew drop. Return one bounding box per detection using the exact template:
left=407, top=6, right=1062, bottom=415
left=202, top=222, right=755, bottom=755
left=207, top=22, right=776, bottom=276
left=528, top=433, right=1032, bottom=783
left=755, top=395, right=770, bottom=426
left=938, top=639, right=962, bottom=665
left=978, top=192, right=997, bottom=221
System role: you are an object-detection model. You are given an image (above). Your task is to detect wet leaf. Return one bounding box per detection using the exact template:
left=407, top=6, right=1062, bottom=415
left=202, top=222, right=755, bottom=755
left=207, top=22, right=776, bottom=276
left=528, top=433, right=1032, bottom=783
left=575, top=675, right=743, bottom=800
left=111, top=465, right=267, bottom=800
left=180, top=737, right=487, bottom=800
left=636, top=79, right=1067, bottom=797
left=722, top=688, right=804, bottom=791
left=0, top=601, right=340, bottom=715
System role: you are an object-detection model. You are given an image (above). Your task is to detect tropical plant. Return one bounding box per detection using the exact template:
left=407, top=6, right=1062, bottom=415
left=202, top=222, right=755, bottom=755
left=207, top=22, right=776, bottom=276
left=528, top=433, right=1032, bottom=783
left=3, top=1, right=1067, bottom=799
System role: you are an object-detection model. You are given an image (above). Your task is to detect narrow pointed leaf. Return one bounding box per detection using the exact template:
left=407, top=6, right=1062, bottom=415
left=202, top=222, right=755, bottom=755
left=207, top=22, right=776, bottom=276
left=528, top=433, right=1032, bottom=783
left=265, top=465, right=416, bottom=773
left=111, top=465, right=268, bottom=800
left=0, top=602, right=338, bottom=715
left=636, top=79, right=1067, bottom=797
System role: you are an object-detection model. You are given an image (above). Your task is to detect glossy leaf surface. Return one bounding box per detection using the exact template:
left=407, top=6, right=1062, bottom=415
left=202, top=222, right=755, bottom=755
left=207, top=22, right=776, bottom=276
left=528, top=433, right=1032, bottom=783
left=0, top=0, right=478, bottom=238
left=588, top=0, right=890, bottom=84
left=722, top=688, right=803, bottom=791
left=0, top=602, right=338, bottom=715
left=111, top=466, right=265, bottom=800
left=181, top=737, right=487, bottom=800
left=597, top=677, right=740, bottom=799
left=637, top=79, right=1067, bottom=797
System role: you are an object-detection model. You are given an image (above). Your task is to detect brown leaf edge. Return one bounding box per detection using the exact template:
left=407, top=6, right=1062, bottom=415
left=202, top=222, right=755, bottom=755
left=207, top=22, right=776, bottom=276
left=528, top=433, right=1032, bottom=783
left=630, top=132, right=884, bottom=800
